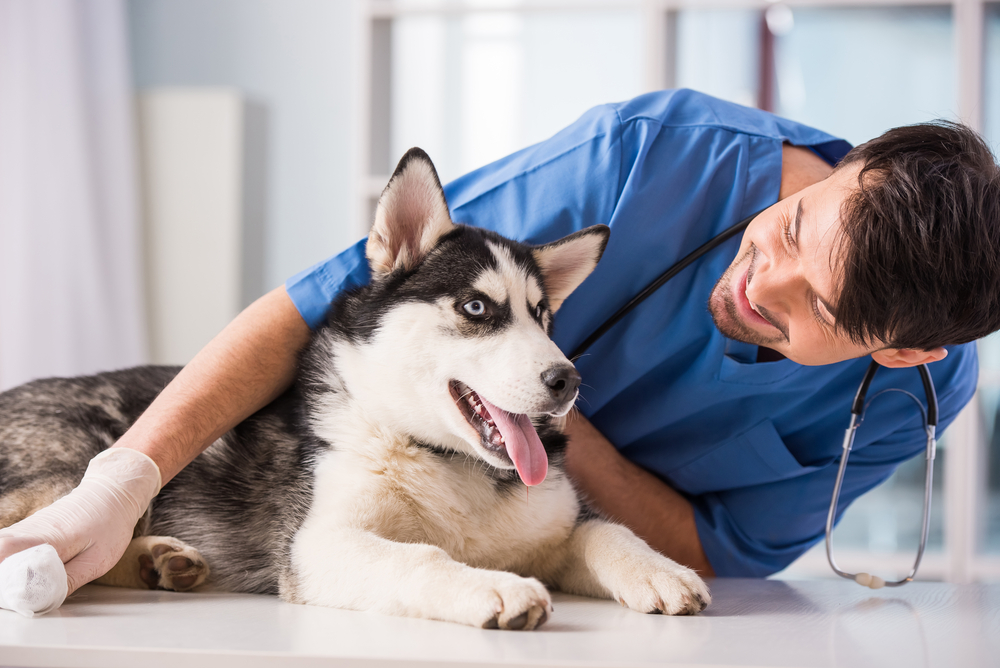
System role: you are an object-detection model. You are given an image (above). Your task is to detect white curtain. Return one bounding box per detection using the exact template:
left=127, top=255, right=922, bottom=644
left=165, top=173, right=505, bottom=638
left=0, top=0, right=147, bottom=390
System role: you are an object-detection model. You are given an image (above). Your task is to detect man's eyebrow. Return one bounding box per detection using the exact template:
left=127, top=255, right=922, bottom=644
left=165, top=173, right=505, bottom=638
left=798, top=198, right=838, bottom=319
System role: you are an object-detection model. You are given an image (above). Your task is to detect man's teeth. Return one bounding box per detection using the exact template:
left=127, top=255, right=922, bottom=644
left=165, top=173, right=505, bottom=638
left=750, top=301, right=763, bottom=316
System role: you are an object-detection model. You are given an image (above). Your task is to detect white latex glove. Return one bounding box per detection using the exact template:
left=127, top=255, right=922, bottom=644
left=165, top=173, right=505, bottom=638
left=0, top=448, right=161, bottom=616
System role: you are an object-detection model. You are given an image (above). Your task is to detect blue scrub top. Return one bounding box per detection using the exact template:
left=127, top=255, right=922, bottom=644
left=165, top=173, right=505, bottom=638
left=286, top=89, right=978, bottom=577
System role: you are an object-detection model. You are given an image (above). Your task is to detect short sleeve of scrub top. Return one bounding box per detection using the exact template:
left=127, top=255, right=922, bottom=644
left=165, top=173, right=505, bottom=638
left=284, top=89, right=979, bottom=577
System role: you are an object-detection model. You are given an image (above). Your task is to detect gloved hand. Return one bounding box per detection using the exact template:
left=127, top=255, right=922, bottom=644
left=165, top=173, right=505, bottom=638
left=0, top=448, right=161, bottom=617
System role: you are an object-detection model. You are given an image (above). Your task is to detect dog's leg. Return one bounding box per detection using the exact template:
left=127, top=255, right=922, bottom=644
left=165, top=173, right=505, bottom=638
left=551, top=519, right=710, bottom=615
left=288, top=526, right=552, bottom=630
left=94, top=536, right=209, bottom=592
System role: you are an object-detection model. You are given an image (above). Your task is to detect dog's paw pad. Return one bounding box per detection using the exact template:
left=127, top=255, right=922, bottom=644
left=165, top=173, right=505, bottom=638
left=138, top=538, right=210, bottom=592
left=151, top=543, right=177, bottom=559
left=167, top=555, right=194, bottom=571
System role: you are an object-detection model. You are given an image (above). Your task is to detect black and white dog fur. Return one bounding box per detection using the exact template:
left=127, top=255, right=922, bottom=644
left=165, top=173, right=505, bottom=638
left=0, top=149, right=710, bottom=630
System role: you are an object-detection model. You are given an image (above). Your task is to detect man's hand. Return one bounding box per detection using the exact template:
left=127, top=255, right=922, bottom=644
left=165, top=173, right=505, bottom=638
left=0, top=448, right=161, bottom=602
left=562, top=411, right=715, bottom=576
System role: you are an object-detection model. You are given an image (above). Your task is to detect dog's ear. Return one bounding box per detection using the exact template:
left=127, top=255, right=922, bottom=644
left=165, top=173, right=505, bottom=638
left=367, top=148, right=455, bottom=275
left=532, top=226, right=610, bottom=312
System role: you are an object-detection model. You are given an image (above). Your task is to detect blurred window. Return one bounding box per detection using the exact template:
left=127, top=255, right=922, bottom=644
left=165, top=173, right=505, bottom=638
left=771, top=6, right=955, bottom=146
left=986, top=4, right=1000, bottom=155
left=982, top=4, right=1000, bottom=554
left=676, top=9, right=760, bottom=109
left=390, top=8, right=642, bottom=185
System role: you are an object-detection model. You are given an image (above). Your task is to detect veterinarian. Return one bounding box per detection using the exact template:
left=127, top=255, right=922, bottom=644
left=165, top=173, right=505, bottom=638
left=2, top=89, right=998, bottom=594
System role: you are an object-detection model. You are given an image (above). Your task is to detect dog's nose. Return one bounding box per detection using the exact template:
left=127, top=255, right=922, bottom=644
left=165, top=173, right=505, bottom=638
left=541, top=365, right=581, bottom=405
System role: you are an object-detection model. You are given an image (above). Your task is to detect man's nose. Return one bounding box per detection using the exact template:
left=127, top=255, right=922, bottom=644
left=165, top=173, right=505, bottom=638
left=747, top=258, right=799, bottom=312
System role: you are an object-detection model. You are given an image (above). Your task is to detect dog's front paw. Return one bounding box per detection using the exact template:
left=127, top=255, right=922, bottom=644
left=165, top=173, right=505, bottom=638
left=137, top=537, right=210, bottom=592
left=612, top=555, right=710, bottom=616
left=467, top=571, right=552, bottom=631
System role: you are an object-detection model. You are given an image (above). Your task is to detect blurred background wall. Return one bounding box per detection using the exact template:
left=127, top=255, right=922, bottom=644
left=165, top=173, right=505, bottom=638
left=129, top=0, right=359, bottom=298
left=1, top=0, right=1000, bottom=582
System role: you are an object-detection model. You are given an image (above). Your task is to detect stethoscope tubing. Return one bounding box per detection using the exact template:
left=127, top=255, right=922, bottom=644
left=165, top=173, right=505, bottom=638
left=569, top=210, right=763, bottom=361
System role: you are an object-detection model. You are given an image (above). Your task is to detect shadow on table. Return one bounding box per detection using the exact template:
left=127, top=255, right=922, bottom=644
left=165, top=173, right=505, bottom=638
left=699, top=578, right=823, bottom=617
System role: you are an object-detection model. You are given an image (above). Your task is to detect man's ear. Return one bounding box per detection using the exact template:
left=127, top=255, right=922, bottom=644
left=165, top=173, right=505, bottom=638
left=532, top=226, right=610, bottom=312
left=367, top=147, right=455, bottom=275
left=871, top=347, right=948, bottom=368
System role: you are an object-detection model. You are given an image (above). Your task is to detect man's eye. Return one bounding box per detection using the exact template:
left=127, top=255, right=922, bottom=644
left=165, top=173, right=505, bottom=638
left=814, top=298, right=835, bottom=326
left=463, top=300, right=486, bottom=316
left=783, top=217, right=795, bottom=248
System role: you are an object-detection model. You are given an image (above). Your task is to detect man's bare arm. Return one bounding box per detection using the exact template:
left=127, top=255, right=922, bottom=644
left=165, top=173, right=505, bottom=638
left=113, top=285, right=312, bottom=483
left=562, top=412, right=715, bottom=576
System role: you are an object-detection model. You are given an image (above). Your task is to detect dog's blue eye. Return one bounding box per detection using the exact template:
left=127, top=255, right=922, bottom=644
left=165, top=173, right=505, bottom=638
left=464, top=300, right=486, bottom=316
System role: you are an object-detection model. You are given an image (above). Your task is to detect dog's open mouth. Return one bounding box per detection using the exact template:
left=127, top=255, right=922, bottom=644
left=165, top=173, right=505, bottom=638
left=449, top=380, right=548, bottom=486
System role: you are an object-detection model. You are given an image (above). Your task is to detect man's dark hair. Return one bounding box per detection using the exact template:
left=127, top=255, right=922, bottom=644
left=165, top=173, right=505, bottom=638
left=833, top=120, right=1000, bottom=351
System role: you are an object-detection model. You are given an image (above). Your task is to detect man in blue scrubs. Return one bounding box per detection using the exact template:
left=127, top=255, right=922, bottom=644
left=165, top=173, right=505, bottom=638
left=1, top=90, right=996, bottom=588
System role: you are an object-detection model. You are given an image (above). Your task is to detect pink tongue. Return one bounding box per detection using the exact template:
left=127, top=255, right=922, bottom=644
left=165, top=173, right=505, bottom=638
left=479, top=397, right=548, bottom=486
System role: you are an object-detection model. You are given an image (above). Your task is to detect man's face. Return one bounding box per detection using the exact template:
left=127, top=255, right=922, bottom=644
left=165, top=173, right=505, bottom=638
left=708, top=164, right=877, bottom=366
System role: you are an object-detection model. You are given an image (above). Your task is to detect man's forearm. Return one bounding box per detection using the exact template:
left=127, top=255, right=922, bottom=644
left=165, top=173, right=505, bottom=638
left=112, top=286, right=312, bottom=484
left=562, top=412, right=715, bottom=576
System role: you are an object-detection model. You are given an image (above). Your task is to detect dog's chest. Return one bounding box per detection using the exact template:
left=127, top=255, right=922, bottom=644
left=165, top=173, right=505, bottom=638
left=305, top=444, right=579, bottom=570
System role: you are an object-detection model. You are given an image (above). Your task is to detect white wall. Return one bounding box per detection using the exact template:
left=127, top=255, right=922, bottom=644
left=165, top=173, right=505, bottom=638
left=127, top=0, right=360, bottom=300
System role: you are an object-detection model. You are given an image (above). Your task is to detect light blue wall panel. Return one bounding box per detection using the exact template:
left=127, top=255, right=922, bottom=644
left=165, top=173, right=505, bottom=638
left=128, top=0, right=358, bottom=296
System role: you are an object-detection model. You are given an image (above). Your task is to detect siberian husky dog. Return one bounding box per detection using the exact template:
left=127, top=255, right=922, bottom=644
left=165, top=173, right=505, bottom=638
left=0, top=149, right=709, bottom=630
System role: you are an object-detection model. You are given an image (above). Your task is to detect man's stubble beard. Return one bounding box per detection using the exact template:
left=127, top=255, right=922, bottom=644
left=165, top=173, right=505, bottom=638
left=708, top=249, right=784, bottom=348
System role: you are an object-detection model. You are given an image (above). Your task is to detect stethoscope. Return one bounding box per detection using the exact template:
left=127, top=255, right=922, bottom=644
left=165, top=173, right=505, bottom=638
left=569, top=211, right=938, bottom=588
